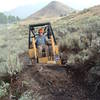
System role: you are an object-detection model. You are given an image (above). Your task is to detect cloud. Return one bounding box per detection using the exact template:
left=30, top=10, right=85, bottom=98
left=57, top=0, right=100, bottom=10
left=0, top=0, right=48, bottom=11
left=0, top=0, right=100, bottom=12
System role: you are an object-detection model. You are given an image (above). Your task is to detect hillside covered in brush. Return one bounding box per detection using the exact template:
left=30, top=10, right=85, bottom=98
left=0, top=4, right=100, bottom=100
left=53, top=5, right=100, bottom=36
left=53, top=5, right=100, bottom=73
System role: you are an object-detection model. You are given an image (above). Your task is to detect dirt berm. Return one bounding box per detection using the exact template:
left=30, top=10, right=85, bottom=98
left=2, top=53, right=100, bottom=100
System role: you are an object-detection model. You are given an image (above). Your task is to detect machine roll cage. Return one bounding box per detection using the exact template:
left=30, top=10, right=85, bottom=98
left=29, top=22, right=57, bottom=49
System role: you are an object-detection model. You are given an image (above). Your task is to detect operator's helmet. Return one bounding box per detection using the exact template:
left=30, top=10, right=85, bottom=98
left=38, top=28, right=44, bottom=35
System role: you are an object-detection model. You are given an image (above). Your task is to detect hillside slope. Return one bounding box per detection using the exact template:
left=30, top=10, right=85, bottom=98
left=53, top=5, right=100, bottom=76
left=28, top=1, right=74, bottom=19
left=53, top=5, right=100, bottom=36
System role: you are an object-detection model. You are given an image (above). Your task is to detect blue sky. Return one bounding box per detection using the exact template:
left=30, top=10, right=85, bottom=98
left=0, top=0, right=100, bottom=12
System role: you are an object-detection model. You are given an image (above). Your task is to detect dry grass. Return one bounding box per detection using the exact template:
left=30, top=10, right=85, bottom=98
left=0, top=24, right=28, bottom=77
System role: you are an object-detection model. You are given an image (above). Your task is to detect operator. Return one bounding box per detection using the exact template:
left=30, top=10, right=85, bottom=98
left=36, top=28, right=48, bottom=57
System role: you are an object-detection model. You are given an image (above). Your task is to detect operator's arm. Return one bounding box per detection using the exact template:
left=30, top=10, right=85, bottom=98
left=35, top=36, right=39, bottom=47
left=44, top=32, right=47, bottom=36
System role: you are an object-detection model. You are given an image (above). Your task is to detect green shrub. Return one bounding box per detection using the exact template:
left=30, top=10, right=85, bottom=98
left=59, top=30, right=100, bottom=69
left=19, top=90, right=42, bottom=100
left=0, top=81, right=9, bottom=98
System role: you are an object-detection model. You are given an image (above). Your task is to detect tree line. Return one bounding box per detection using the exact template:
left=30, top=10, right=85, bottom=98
left=0, top=12, right=20, bottom=24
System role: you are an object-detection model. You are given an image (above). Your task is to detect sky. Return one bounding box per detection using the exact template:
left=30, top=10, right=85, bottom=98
left=0, top=0, right=100, bottom=12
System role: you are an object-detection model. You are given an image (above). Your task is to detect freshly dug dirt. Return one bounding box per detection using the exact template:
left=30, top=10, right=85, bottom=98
left=10, top=65, right=88, bottom=100
left=2, top=53, right=100, bottom=100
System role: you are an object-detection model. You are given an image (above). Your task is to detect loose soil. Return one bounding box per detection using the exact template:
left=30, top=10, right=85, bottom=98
left=1, top=53, right=100, bottom=100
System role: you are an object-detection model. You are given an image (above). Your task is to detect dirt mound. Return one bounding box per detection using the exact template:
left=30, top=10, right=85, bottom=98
left=2, top=53, right=100, bottom=100
left=8, top=53, right=89, bottom=100
left=9, top=65, right=87, bottom=100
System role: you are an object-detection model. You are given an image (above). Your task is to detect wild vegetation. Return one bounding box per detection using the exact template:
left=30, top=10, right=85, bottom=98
left=0, top=24, right=28, bottom=99
left=0, top=12, right=20, bottom=24
left=0, top=5, right=100, bottom=100
left=53, top=6, right=100, bottom=73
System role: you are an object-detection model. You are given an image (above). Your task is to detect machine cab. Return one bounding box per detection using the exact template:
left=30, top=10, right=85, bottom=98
left=28, top=22, right=61, bottom=64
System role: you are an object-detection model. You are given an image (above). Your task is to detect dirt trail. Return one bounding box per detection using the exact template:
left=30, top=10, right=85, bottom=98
left=11, top=65, right=87, bottom=100
left=2, top=53, right=100, bottom=100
